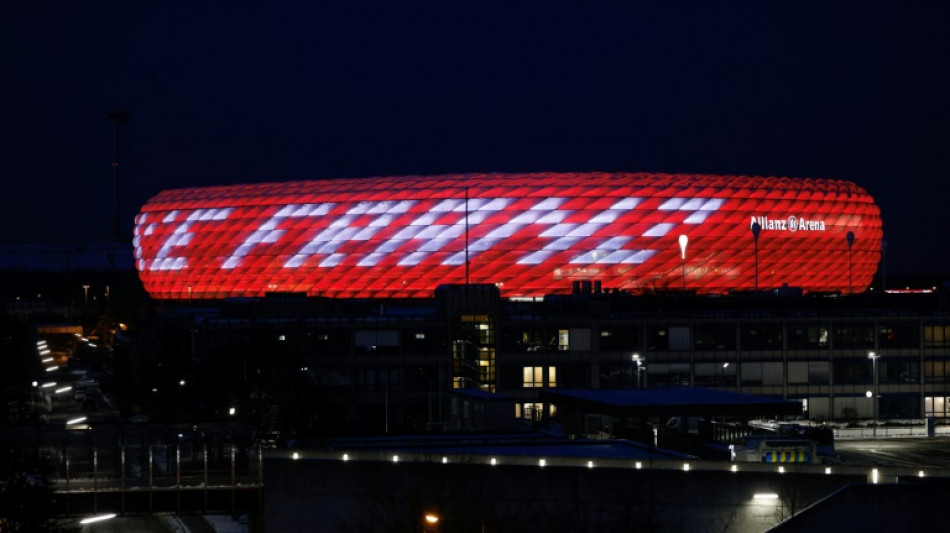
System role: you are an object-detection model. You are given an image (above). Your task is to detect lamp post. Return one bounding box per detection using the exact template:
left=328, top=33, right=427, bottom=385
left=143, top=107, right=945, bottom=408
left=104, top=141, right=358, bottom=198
left=846, top=231, right=855, bottom=295
left=82, top=284, right=90, bottom=325
left=633, top=353, right=644, bottom=388
left=678, top=234, right=688, bottom=290
left=751, top=221, right=761, bottom=293
left=868, top=351, right=879, bottom=437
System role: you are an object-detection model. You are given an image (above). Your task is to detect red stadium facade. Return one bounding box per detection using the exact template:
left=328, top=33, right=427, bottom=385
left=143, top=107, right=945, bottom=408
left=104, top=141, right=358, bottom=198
left=133, top=173, right=883, bottom=299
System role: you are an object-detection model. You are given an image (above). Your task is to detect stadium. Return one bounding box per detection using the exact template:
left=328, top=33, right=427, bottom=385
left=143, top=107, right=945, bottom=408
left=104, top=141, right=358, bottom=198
left=133, top=172, right=882, bottom=299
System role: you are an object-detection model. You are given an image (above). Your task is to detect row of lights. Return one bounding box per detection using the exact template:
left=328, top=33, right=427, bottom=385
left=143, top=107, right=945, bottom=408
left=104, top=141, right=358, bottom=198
left=288, top=451, right=929, bottom=481
left=293, top=452, right=924, bottom=510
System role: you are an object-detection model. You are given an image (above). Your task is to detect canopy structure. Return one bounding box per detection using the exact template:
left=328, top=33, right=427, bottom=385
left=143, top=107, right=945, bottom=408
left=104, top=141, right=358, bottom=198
left=539, top=388, right=804, bottom=419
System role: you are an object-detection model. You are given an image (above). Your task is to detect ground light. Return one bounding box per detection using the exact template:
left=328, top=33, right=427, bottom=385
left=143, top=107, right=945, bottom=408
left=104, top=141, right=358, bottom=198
left=79, top=513, right=117, bottom=524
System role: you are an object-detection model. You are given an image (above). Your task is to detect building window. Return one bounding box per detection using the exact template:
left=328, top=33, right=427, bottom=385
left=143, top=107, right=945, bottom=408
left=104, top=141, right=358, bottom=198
left=833, top=359, right=873, bottom=385
left=788, top=325, right=829, bottom=350
left=521, top=366, right=556, bottom=388
left=740, top=324, right=783, bottom=350
left=356, top=368, right=398, bottom=392
left=523, top=366, right=543, bottom=388
left=925, top=396, right=950, bottom=418
left=808, top=361, right=830, bottom=385
left=694, top=362, right=735, bottom=387
left=924, top=325, right=950, bottom=348
left=558, top=329, right=570, bottom=351
left=832, top=325, right=874, bottom=349
left=925, top=361, right=950, bottom=383
left=881, top=359, right=920, bottom=384
left=669, top=326, right=690, bottom=351
left=694, top=324, right=736, bottom=350
left=523, top=366, right=544, bottom=388
left=878, top=323, right=920, bottom=349
left=515, top=402, right=548, bottom=421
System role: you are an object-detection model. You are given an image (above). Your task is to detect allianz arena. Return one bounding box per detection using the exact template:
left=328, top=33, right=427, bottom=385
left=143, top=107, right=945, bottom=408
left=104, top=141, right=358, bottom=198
left=133, top=172, right=883, bottom=299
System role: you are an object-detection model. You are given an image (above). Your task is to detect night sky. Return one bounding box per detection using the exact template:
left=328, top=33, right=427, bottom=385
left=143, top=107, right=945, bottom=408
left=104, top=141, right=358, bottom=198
left=2, top=3, right=948, bottom=279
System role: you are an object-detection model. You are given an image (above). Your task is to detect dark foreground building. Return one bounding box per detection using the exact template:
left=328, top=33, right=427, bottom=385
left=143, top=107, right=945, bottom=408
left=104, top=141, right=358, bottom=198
left=134, top=283, right=950, bottom=438
left=262, top=436, right=945, bottom=533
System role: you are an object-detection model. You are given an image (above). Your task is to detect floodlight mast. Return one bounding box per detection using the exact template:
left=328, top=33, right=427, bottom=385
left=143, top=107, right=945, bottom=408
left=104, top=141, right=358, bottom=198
left=678, top=235, right=688, bottom=289
left=751, top=221, right=761, bottom=293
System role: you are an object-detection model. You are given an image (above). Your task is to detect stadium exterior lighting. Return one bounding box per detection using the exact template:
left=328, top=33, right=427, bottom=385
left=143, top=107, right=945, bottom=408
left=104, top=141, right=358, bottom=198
left=133, top=173, right=882, bottom=299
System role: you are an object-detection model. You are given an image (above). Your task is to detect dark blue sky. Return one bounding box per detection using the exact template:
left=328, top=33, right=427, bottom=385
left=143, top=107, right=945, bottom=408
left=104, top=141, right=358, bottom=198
left=2, top=3, right=948, bottom=278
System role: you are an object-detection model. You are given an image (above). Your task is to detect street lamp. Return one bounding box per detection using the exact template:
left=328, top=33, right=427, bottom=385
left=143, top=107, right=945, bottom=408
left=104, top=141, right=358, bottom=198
left=82, top=284, right=90, bottom=324
left=678, top=234, right=688, bottom=289
left=633, top=353, right=645, bottom=388
left=423, top=513, right=440, bottom=532
left=868, top=351, right=880, bottom=437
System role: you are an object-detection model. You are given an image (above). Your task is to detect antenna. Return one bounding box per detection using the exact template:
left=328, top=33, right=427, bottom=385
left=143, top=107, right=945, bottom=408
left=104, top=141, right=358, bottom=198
left=108, top=109, right=129, bottom=239
left=107, top=66, right=161, bottom=240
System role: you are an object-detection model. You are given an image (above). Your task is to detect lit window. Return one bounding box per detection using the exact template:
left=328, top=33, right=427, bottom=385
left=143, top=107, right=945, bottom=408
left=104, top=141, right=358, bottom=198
left=523, top=366, right=544, bottom=388
left=548, top=366, right=557, bottom=387
left=558, top=329, right=569, bottom=351
left=516, top=402, right=545, bottom=421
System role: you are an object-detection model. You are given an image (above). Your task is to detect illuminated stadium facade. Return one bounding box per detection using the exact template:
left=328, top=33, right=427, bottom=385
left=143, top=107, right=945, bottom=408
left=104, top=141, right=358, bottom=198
left=133, top=173, right=882, bottom=299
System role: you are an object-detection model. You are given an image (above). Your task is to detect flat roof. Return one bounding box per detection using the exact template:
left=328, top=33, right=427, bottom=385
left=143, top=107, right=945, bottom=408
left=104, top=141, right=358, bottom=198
left=307, top=432, right=694, bottom=461
left=540, top=387, right=803, bottom=418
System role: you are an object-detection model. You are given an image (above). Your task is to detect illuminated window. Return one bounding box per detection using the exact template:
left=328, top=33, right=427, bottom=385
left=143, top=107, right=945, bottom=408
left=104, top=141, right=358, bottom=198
left=523, top=366, right=544, bottom=388
left=926, top=396, right=949, bottom=418
left=516, top=402, right=545, bottom=421
left=522, top=366, right=556, bottom=388
left=557, top=330, right=569, bottom=351
left=925, top=361, right=950, bottom=383
left=924, top=325, right=950, bottom=348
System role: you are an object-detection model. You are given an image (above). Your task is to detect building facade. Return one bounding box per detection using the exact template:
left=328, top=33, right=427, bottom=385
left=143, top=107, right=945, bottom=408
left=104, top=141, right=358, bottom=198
left=151, top=285, right=950, bottom=437
left=133, top=172, right=882, bottom=299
